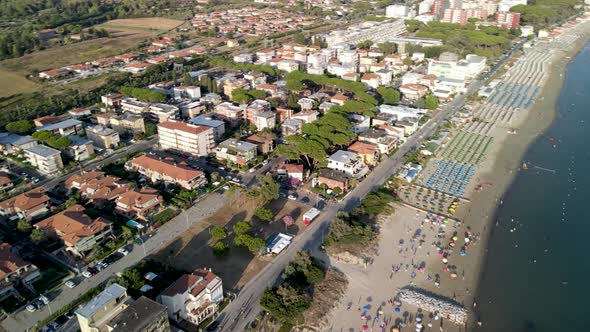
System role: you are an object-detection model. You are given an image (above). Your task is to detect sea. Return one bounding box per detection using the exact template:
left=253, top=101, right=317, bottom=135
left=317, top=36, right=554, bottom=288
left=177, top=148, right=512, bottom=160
left=473, top=41, right=590, bottom=331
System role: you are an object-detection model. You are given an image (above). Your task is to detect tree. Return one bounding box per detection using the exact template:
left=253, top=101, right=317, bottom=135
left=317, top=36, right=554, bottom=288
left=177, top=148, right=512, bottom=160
left=255, top=174, right=280, bottom=204
left=357, top=40, right=373, bottom=49
left=293, top=32, right=307, bottom=45
left=183, top=72, right=192, bottom=86
left=247, top=90, right=267, bottom=100
left=5, top=120, right=34, bottom=134
left=212, top=241, right=230, bottom=256
left=402, top=57, right=413, bottom=66
left=17, top=219, right=32, bottom=232
left=377, top=87, right=401, bottom=105
left=253, top=207, right=273, bottom=222
left=145, top=122, right=157, bottom=137
left=30, top=229, right=45, bottom=242
left=233, top=220, right=252, bottom=235
left=424, top=95, right=439, bottom=110
left=231, top=90, right=251, bottom=104
left=211, top=225, right=227, bottom=241
left=377, top=42, right=397, bottom=55
left=285, top=79, right=304, bottom=92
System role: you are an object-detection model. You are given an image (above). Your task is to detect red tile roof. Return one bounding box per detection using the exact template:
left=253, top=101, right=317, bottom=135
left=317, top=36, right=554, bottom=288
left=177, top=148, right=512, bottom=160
left=160, top=269, right=219, bottom=297
left=35, top=205, right=110, bottom=246
left=0, top=243, right=29, bottom=279
left=0, top=187, right=49, bottom=213
left=129, top=155, right=204, bottom=182
left=158, top=120, right=212, bottom=135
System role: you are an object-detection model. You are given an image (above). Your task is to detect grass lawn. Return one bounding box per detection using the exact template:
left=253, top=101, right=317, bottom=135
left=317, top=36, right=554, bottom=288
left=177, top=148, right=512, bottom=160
left=98, top=17, right=184, bottom=31
left=0, top=69, right=41, bottom=98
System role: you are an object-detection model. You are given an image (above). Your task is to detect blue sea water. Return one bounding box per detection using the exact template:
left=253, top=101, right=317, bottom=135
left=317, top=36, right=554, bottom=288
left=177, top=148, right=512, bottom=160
left=474, top=41, right=590, bottom=332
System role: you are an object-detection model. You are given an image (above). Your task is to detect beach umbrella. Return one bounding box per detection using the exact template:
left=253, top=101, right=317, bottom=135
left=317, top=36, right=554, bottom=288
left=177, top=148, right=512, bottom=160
left=363, top=325, right=369, bottom=330
left=465, top=238, right=471, bottom=243
left=395, top=307, right=401, bottom=313
left=450, top=273, right=458, bottom=278
left=416, top=317, right=422, bottom=322
left=442, top=258, right=448, bottom=264
left=363, top=305, right=370, bottom=311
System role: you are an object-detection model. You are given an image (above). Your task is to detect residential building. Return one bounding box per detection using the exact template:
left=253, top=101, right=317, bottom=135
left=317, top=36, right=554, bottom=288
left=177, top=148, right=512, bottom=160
left=86, top=125, right=120, bottom=149
left=297, top=98, right=315, bottom=111
left=428, top=54, right=486, bottom=81
left=323, top=21, right=407, bottom=48
left=498, top=0, right=527, bottom=12
left=121, top=98, right=150, bottom=114
left=0, top=173, right=13, bottom=192
left=0, top=187, right=50, bottom=221
left=331, top=94, right=349, bottom=106
left=347, top=141, right=380, bottom=166
left=0, top=133, right=37, bottom=155
left=76, top=283, right=130, bottom=332
left=180, top=101, right=207, bottom=118
left=189, top=115, right=225, bottom=142
left=33, top=115, right=61, bottom=127
left=400, top=83, right=430, bottom=99
left=252, top=111, right=276, bottom=131
left=520, top=25, right=534, bottom=37
left=115, top=188, right=163, bottom=221
left=107, top=296, right=171, bottom=332
left=127, top=155, right=207, bottom=190
left=158, top=120, right=215, bottom=156
left=39, top=68, right=69, bottom=80
left=376, top=124, right=406, bottom=140
left=360, top=127, right=400, bottom=153
left=386, top=4, right=413, bottom=17
left=281, top=118, right=304, bottom=137
left=327, top=150, right=369, bottom=178
left=349, top=114, right=371, bottom=134
left=361, top=73, right=380, bottom=89
left=276, top=108, right=293, bottom=123
left=110, top=113, right=146, bottom=134
left=378, top=104, right=426, bottom=121
left=101, top=93, right=124, bottom=109
left=233, top=53, right=253, bottom=64
left=246, top=133, right=274, bottom=155
left=291, top=110, right=318, bottom=124
left=276, top=163, right=307, bottom=182
left=442, top=9, right=487, bottom=25
left=215, top=139, right=257, bottom=166
left=316, top=169, right=350, bottom=192
left=200, top=93, right=222, bottom=106
left=222, top=78, right=250, bottom=98
left=64, top=135, right=94, bottom=161
left=158, top=269, right=223, bottom=326
left=65, top=171, right=131, bottom=207
left=214, top=102, right=245, bottom=126
left=495, top=11, right=521, bottom=29
left=35, top=205, right=112, bottom=256
left=0, top=243, right=41, bottom=302
left=174, top=86, right=201, bottom=100
left=68, top=108, right=92, bottom=118
left=23, top=145, right=63, bottom=175
left=36, top=119, right=84, bottom=136
left=148, top=103, right=179, bottom=123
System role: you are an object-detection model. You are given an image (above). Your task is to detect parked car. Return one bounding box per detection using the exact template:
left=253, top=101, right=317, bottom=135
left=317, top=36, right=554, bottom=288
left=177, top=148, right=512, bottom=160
left=287, top=194, right=297, bottom=201
left=206, top=320, right=220, bottom=332
left=65, top=280, right=76, bottom=288
left=26, top=304, right=36, bottom=313
left=39, top=295, right=50, bottom=305
left=82, top=269, right=94, bottom=278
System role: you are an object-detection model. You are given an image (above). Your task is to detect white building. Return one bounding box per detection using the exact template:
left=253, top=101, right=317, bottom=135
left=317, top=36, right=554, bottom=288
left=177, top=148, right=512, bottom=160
left=427, top=54, right=486, bottom=81
left=189, top=115, right=226, bottom=142
left=158, top=120, right=215, bottom=156
left=323, top=21, right=407, bottom=48
left=378, top=104, right=427, bottom=121
left=215, top=138, right=257, bottom=166
left=520, top=25, right=534, bottom=37
left=65, top=135, right=94, bottom=161
left=158, top=269, right=223, bottom=326
left=252, top=111, right=276, bottom=131
left=23, top=145, right=63, bottom=175
left=148, top=103, right=179, bottom=123
left=498, top=0, right=527, bottom=12
left=327, top=150, right=369, bottom=178
left=233, top=53, right=254, bottom=64
left=386, top=4, right=413, bottom=18
left=173, top=86, right=201, bottom=100
left=277, top=59, right=300, bottom=73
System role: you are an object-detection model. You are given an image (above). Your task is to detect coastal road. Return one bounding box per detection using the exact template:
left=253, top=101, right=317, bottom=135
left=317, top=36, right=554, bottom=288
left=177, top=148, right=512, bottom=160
left=216, top=67, right=501, bottom=331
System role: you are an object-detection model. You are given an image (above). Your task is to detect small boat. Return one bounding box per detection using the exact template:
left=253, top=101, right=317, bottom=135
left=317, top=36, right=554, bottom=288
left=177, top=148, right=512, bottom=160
left=522, top=162, right=528, bottom=170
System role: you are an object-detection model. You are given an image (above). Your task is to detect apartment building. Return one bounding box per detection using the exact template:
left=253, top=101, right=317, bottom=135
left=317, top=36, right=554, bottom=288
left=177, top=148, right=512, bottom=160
left=0, top=133, right=37, bottom=155
left=110, top=113, right=146, bottom=134
left=214, top=102, right=245, bottom=126
left=107, top=296, right=171, bottom=332
left=327, top=150, right=369, bottom=178
left=215, top=138, right=257, bottom=166
left=23, top=145, right=64, bottom=175
left=64, top=135, right=94, bottom=161
left=126, top=155, right=208, bottom=189
left=86, top=125, right=120, bottom=149
left=36, top=119, right=84, bottom=136
left=189, top=115, right=226, bottom=142
left=158, top=120, right=215, bottom=156
left=76, top=284, right=130, bottom=332
left=495, top=11, right=521, bottom=29
left=149, top=103, right=179, bottom=123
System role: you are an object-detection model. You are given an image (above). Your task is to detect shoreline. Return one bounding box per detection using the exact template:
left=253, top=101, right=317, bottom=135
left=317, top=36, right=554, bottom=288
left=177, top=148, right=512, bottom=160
left=463, top=21, right=590, bottom=330
left=323, top=18, right=590, bottom=332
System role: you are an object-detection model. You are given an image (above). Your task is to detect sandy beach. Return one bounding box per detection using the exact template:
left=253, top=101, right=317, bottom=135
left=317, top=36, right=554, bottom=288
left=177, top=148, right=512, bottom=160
left=324, top=18, right=590, bottom=332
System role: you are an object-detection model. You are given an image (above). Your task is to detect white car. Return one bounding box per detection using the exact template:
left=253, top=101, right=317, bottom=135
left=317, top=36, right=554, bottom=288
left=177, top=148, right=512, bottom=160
left=39, top=296, right=50, bottom=305
left=117, top=248, right=129, bottom=256
left=232, top=177, right=240, bottom=183
left=287, top=194, right=297, bottom=201
left=248, top=168, right=256, bottom=173
left=82, top=270, right=93, bottom=278
left=65, top=280, right=76, bottom=288
left=26, top=304, right=36, bottom=313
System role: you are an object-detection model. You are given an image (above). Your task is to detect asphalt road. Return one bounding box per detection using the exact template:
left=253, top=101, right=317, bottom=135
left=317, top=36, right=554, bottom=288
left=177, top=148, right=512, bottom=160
left=215, top=69, right=503, bottom=332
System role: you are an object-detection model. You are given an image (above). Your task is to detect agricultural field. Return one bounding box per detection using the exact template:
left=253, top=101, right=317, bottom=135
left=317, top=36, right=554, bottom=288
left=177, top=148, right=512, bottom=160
left=98, top=17, right=185, bottom=31
left=0, top=69, right=41, bottom=98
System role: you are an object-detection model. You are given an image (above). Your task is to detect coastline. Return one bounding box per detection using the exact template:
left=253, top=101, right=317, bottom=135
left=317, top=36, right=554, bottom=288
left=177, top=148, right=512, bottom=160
left=462, top=21, right=590, bottom=329
left=323, top=19, right=590, bottom=332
